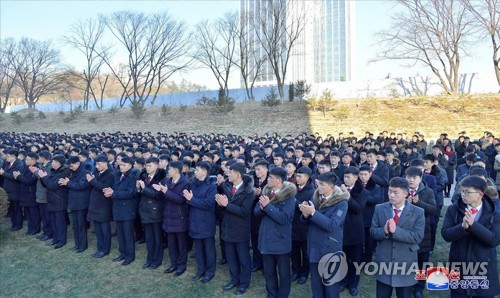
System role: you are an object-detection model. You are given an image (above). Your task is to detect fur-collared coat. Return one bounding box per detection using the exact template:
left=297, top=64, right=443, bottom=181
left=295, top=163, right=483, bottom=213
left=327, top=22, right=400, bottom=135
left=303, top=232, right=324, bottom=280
left=254, top=181, right=296, bottom=254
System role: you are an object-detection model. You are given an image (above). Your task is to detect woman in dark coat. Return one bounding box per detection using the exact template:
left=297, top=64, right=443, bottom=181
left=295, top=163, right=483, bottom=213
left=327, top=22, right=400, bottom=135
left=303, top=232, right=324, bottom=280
left=444, top=145, right=457, bottom=197
left=87, top=155, right=115, bottom=258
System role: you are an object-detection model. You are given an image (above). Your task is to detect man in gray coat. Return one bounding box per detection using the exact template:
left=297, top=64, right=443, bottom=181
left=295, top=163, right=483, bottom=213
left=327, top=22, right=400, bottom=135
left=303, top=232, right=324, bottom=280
left=371, top=177, right=425, bottom=298
left=30, top=151, right=53, bottom=241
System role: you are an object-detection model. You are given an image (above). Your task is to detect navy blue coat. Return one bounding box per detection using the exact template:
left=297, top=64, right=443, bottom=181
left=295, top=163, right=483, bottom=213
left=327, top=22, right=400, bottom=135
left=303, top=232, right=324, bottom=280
left=188, top=176, right=217, bottom=239
left=219, top=175, right=254, bottom=242
left=254, top=182, right=296, bottom=254
left=362, top=178, right=382, bottom=228
left=303, top=187, right=349, bottom=263
left=343, top=180, right=369, bottom=245
left=162, top=174, right=191, bottom=233
left=292, top=179, right=315, bottom=241
left=17, top=163, right=38, bottom=208
left=41, top=166, right=70, bottom=212
left=441, top=195, right=500, bottom=297
left=139, top=170, right=166, bottom=224
left=87, top=168, right=115, bottom=222
left=411, top=183, right=437, bottom=253
left=1, top=159, right=24, bottom=201
left=66, top=165, right=91, bottom=211
left=111, top=170, right=138, bottom=221
left=371, top=162, right=390, bottom=202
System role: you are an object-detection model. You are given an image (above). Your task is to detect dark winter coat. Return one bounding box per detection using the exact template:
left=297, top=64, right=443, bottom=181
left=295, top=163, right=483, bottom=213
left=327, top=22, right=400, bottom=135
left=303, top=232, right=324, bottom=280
left=371, top=162, right=390, bottom=202
left=410, top=183, right=437, bottom=253
left=343, top=180, right=369, bottom=245
left=34, top=162, right=51, bottom=204
left=1, top=159, right=24, bottom=201
left=441, top=195, right=500, bottom=297
left=188, top=176, right=217, bottom=239
left=66, top=165, right=91, bottom=211
left=87, top=168, right=115, bottom=222
left=111, top=170, right=138, bottom=221
left=161, top=174, right=191, bottom=233
left=17, top=163, right=38, bottom=208
left=362, top=178, right=383, bottom=228
left=254, top=181, right=296, bottom=254
left=41, top=166, right=70, bottom=212
left=444, top=152, right=457, bottom=184
left=292, top=179, right=315, bottom=241
left=139, top=170, right=167, bottom=224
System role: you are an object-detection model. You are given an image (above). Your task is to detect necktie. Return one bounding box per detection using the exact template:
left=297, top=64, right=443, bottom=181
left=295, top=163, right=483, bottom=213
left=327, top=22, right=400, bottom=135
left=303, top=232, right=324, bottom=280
left=347, top=187, right=351, bottom=193
left=298, top=186, right=303, bottom=191
left=120, top=174, right=124, bottom=181
left=362, top=182, right=366, bottom=188
left=470, top=208, right=478, bottom=215
left=271, top=190, right=275, bottom=198
left=394, top=209, right=400, bottom=224
left=8, top=163, right=12, bottom=170
left=171, top=181, right=176, bottom=188
left=232, top=187, right=237, bottom=195
left=370, top=166, right=374, bottom=173
left=147, top=176, right=151, bottom=184
left=410, top=190, right=416, bottom=197
left=321, top=196, right=327, bottom=203
left=260, top=180, right=264, bottom=187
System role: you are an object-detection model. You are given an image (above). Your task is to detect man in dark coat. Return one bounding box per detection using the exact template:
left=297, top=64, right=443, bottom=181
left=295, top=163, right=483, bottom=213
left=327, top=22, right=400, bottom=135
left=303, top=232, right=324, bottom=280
left=250, top=159, right=269, bottom=272
left=405, top=167, right=437, bottom=298
left=38, top=155, right=70, bottom=249
left=299, top=172, right=349, bottom=298
left=184, top=161, right=217, bottom=283
left=86, top=154, right=115, bottom=258
left=291, top=166, right=315, bottom=284
left=367, top=149, right=390, bottom=202
left=359, top=165, right=383, bottom=263
left=159, top=160, right=191, bottom=276
left=31, top=150, right=53, bottom=241
left=340, top=166, right=369, bottom=296
left=216, top=162, right=254, bottom=295
left=59, top=156, right=91, bottom=253
left=0, top=149, right=25, bottom=231
left=137, top=157, right=166, bottom=270
left=104, top=156, right=137, bottom=266
left=254, top=167, right=296, bottom=298
left=442, top=176, right=500, bottom=298
left=14, top=152, right=41, bottom=235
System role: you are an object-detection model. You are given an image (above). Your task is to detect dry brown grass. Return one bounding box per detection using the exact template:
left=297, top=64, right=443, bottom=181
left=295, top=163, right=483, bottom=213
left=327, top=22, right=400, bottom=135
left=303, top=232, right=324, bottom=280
left=1, top=94, right=499, bottom=138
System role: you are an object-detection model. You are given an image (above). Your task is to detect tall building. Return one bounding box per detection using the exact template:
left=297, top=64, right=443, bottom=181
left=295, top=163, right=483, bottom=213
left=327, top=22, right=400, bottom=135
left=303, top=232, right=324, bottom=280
left=240, top=0, right=354, bottom=86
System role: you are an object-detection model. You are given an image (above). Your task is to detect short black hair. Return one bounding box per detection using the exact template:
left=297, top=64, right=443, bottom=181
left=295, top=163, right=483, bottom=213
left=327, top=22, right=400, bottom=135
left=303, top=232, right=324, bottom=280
left=461, top=176, right=487, bottom=193
left=469, top=167, right=488, bottom=178
left=344, top=166, right=359, bottom=176
left=409, top=159, right=424, bottom=167
left=169, top=161, right=183, bottom=173
left=196, top=161, right=212, bottom=172
left=269, top=167, right=287, bottom=182
left=423, top=154, right=435, bottom=162
left=296, top=166, right=312, bottom=176
left=405, top=166, right=423, bottom=178
left=254, top=159, right=269, bottom=169
left=317, top=172, right=338, bottom=186
left=146, top=157, right=159, bottom=165
left=359, top=165, right=371, bottom=173
left=389, top=177, right=409, bottom=191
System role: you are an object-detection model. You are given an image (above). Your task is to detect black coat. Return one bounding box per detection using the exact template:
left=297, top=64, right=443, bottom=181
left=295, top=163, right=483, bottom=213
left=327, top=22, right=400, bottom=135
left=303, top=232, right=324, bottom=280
left=139, top=170, right=166, bottom=224
left=411, top=183, right=437, bottom=253
left=161, top=174, right=191, bottom=233
left=188, top=176, right=217, bottom=239
left=441, top=195, right=500, bottom=297
left=362, top=178, right=383, bottom=228
left=292, top=179, right=315, bottom=241
left=219, top=175, right=254, bottom=242
left=371, top=162, right=390, bottom=202
left=17, top=163, right=38, bottom=208
left=343, top=180, right=369, bottom=245
left=87, top=168, right=115, bottom=222
left=66, top=165, right=91, bottom=211
left=41, top=166, right=70, bottom=212
left=1, top=159, right=24, bottom=201
left=111, top=170, right=138, bottom=221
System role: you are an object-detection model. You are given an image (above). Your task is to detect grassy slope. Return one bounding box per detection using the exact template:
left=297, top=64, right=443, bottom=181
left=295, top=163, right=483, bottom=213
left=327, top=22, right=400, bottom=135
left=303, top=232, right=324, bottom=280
left=1, top=95, right=499, bottom=138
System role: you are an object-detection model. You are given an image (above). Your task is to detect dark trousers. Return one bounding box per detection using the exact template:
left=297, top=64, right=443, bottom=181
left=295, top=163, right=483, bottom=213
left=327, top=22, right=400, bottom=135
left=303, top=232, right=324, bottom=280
left=218, top=224, right=226, bottom=259
left=430, top=205, right=442, bottom=251
left=50, top=210, right=67, bottom=245
left=251, top=229, right=262, bottom=268
left=134, top=215, right=144, bottom=241
left=362, top=227, right=377, bottom=262
left=25, top=205, right=41, bottom=233
left=342, top=244, right=363, bottom=289
left=262, top=253, right=291, bottom=298
left=194, top=237, right=216, bottom=278
left=376, top=280, right=412, bottom=298
left=310, top=263, right=341, bottom=298
left=144, top=222, right=164, bottom=266
left=116, top=220, right=135, bottom=262
left=291, top=240, right=309, bottom=278
left=167, top=231, right=187, bottom=272
left=39, top=203, right=52, bottom=237
left=94, top=221, right=111, bottom=254
left=414, top=251, right=430, bottom=293
left=9, top=200, right=23, bottom=229
left=225, top=240, right=251, bottom=289
left=71, top=209, right=88, bottom=250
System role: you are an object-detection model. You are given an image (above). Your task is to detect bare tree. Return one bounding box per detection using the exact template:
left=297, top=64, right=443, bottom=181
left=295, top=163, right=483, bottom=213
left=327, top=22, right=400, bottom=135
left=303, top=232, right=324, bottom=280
left=463, top=0, right=500, bottom=88
left=0, top=38, right=18, bottom=113
left=373, top=0, right=476, bottom=95
left=64, top=18, right=110, bottom=110
left=253, top=0, right=307, bottom=100
left=99, top=11, right=192, bottom=107
left=11, top=38, right=65, bottom=109
left=193, top=12, right=238, bottom=101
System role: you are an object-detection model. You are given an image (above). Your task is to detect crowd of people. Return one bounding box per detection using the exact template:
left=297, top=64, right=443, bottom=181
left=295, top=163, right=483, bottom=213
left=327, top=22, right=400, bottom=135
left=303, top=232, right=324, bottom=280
left=0, top=130, right=499, bottom=298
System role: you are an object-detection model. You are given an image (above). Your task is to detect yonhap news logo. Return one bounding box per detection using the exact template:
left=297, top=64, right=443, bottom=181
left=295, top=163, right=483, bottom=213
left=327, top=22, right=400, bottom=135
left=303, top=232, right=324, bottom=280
left=318, top=251, right=348, bottom=286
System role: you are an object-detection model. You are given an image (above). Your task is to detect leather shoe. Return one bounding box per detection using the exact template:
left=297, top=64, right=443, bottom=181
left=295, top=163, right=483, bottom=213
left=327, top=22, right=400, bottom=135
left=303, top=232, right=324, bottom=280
left=46, top=241, right=56, bottom=246
left=164, top=266, right=176, bottom=274
left=235, top=288, right=247, bottom=295
left=201, top=276, right=213, bottom=284
left=10, top=226, right=22, bottom=232
left=298, top=276, right=307, bottom=284
left=223, top=282, right=236, bottom=291
left=415, top=291, right=423, bottom=298
left=112, top=255, right=125, bottom=262
left=72, top=246, right=80, bottom=251
left=39, top=235, right=51, bottom=241
left=36, top=234, right=45, bottom=240
left=291, top=273, right=298, bottom=282
left=218, top=258, right=227, bottom=265
left=251, top=266, right=262, bottom=272
left=192, top=274, right=203, bottom=281
left=76, top=248, right=86, bottom=253
left=143, top=263, right=151, bottom=269
left=122, top=259, right=134, bottom=266
left=175, top=270, right=185, bottom=276
left=149, top=264, right=159, bottom=270
left=54, top=243, right=65, bottom=249
left=349, top=288, right=358, bottom=296
left=93, top=252, right=106, bottom=258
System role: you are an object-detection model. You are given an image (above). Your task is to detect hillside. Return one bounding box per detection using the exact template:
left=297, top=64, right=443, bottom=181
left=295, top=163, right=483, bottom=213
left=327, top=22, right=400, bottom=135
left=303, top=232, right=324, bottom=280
left=1, top=94, right=499, bottom=138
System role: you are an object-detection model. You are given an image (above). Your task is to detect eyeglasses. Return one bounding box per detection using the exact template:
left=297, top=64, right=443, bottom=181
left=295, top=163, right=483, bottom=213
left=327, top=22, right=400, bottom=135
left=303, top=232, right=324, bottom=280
left=460, top=190, right=480, bottom=196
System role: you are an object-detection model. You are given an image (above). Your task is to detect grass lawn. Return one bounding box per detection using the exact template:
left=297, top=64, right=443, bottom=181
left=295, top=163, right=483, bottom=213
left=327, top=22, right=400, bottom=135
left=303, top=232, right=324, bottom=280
left=0, top=206, right=466, bottom=298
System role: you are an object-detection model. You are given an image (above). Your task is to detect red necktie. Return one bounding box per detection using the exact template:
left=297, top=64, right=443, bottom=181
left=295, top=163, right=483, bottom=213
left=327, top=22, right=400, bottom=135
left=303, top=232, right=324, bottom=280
left=147, top=176, right=151, bottom=184
left=271, top=190, right=275, bottom=198
left=370, top=166, right=374, bottom=173
left=394, top=209, right=400, bottom=224
left=321, top=196, right=327, bottom=203
left=362, top=182, right=366, bottom=188
left=232, top=187, right=237, bottom=195
left=298, top=186, right=303, bottom=191
left=8, top=163, right=12, bottom=170
left=410, top=190, right=416, bottom=197
left=347, top=187, right=351, bottom=193
left=120, top=174, right=124, bottom=181
left=171, top=181, right=176, bottom=188
left=260, top=180, right=264, bottom=187
left=470, top=208, right=478, bottom=215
